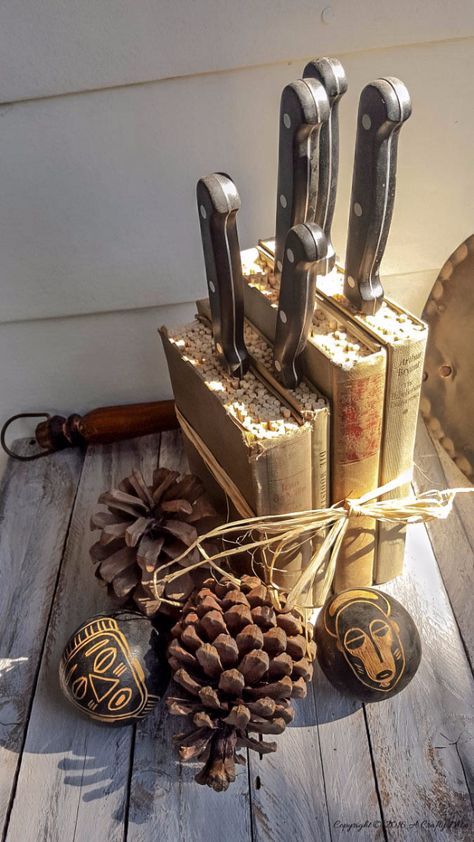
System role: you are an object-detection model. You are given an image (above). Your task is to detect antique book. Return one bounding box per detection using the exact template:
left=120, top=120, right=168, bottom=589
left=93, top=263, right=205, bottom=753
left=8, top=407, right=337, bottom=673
left=243, top=317, right=330, bottom=605
left=160, top=315, right=328, bottom=594
left=247, top=328, right=330, bottom=512
left=315, top=270, right=428, bottom=583
left=241, top=248, right=387, bottom=591
left=196, top=297, right=331, bottom=604
left=196, top=297, right=330, bottom=512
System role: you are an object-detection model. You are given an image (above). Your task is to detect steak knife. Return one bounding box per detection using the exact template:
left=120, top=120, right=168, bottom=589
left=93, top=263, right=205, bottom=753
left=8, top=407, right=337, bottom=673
left=196, top=173, right=250, bottom=378
left=344, top=77, right=412, bottom=314
left=274, top=79, right=329, bottom=280
left=303, top=57, right=348, bottom=270
left=273, top=222, right=328, bottom=389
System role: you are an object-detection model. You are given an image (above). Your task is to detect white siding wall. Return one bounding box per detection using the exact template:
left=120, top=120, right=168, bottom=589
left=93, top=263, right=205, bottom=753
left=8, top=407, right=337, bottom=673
left=1, top=1, right=473, bottom=468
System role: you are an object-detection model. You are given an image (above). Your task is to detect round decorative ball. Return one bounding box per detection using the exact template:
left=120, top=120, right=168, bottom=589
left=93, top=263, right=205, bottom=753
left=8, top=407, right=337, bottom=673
left=59, top=611, right=170, bottom=724
left=315, top=588, right=421, bottom=702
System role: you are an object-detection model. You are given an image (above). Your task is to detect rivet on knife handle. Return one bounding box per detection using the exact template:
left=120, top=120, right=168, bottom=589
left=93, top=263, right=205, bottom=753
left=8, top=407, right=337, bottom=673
left=303, top=57, right=348, bottom=270
left=274, top=79, right=329, bottom=281
left=274, top=222, right=328, bottom=389
left=344, top=77, right=412, bottom=315
left=197, top=173, right=250, bottom=378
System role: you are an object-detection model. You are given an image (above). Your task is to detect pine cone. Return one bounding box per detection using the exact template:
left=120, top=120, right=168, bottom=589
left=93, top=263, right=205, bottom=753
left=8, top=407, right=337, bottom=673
left=90, top=466, right=218, bottom=617
left=167, top=575, right=317, bottom=792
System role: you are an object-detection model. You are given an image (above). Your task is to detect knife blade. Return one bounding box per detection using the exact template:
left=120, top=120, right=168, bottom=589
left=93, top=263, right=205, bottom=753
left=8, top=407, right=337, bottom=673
left=344, top=77, right=412, bottom=314
left=303, top=57, right=348, bottom=271
left=273, top=222, right=328, bottom=389
left=196, top=173, right=250, bottom=378
left=274, top=79, right=329, bottom=281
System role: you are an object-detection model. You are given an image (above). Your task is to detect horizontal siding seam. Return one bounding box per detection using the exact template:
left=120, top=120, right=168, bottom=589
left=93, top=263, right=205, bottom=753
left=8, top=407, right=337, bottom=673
left=0, top=299, right=198, bottom=328
left=0, top=268, right=436, bottom=326
left=0, top=33, right=473, bottom=108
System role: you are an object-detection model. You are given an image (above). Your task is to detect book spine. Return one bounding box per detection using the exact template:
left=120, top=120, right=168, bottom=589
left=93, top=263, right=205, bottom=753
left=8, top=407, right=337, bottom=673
left=326, top=359, right=385, bottom=591
left=374, top=334, right=427, bottom=582
left=251, top=428, right=314, bottom=594
left=310, top=408, right=330, bottom=511
left=249, top=427, right=313, bottom=515
left=309, top=407, right=331, bottom=606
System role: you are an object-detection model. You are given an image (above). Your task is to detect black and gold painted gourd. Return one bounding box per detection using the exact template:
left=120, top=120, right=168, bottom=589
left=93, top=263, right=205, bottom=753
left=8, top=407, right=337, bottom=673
left=59, top=611, right=169, bottom=724
left=315, top=588, right=421, bottom=702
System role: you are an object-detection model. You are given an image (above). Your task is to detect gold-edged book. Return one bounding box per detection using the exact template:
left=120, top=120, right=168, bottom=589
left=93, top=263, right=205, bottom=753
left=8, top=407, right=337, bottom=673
left=316, top=270, right=427, bottom=583
left=241, top=248, right=387, bottom=592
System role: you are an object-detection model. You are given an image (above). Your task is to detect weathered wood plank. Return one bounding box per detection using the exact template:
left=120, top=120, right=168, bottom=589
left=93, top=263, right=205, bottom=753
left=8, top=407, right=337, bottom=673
left=0, top=441, right=83, bottom=839
left=247, top=659, right=383, bottom=841
left=5, top=433, right=161, bottom=842
left=414, top=419, right=474, bottom=666
left=365, top=522, right=474, bottom=841
left=247, top=682, right=332, bottom=842
left=312, top=668, right=385, bottom=842
left=127, top=431, right=253, bottom=842
left=128, top=697, right=252, bottom=842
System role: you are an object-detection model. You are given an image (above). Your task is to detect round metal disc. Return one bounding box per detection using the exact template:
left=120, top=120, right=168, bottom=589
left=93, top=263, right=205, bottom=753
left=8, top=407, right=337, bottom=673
left=420, top=234, right=474, bottom=480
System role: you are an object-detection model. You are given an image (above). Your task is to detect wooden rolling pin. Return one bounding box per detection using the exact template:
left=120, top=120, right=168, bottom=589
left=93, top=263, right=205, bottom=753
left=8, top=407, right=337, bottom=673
left=1, top=400, right=178, bottom=461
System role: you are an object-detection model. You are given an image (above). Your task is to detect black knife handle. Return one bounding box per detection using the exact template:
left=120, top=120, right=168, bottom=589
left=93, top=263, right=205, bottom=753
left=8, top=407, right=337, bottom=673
left=274, top=79, right=329, bottom=280
left=196, top=173, right=250, bottom=378
left=273, top=223, right=328, bottom=389
left=344, top=77, right=412, bottom=314
left=303, top=57, right=348, bottom=270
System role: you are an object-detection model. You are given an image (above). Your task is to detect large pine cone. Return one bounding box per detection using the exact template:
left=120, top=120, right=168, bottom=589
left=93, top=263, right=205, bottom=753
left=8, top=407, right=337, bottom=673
left=90, top=466, right=218, bottom=617
left=167, top=575, right=317, bottom=791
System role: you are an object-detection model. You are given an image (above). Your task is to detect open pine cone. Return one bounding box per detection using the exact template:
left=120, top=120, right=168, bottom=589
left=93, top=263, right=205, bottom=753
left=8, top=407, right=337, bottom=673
left=167, top=575, right=317, bottom=791
left=90, top=466, right=218, bottom=617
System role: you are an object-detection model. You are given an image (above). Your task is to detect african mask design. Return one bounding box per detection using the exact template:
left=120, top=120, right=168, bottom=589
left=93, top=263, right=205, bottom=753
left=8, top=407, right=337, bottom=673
left=315, top=588, right=421, bottom=702
left=59, top=611, right=169, bottom=724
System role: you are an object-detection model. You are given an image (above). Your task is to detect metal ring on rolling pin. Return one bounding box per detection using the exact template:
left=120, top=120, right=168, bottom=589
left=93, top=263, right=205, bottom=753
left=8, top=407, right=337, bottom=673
left=0, top=413, right=53, bottom=461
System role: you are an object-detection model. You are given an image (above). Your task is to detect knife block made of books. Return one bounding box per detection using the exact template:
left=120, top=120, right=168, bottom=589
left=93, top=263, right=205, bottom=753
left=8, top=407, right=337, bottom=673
left=242, top=246, right=427, bottom=587
left=160, top=313, right=329, bottom=601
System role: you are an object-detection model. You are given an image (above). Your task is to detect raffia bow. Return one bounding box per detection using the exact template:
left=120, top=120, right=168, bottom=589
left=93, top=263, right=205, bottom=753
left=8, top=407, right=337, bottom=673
left=152, top=408, right=474, bottom=612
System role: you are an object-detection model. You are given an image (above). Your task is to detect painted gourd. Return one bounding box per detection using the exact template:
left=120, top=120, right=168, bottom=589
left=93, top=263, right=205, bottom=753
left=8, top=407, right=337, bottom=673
left=59, top=611, right=169, bottom=723
left=315, top=588, right=421, bottom=702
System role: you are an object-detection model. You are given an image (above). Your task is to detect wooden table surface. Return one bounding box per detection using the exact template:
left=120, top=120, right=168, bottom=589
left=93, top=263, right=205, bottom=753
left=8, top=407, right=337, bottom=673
left=0, top=423, right=472, bottom=842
